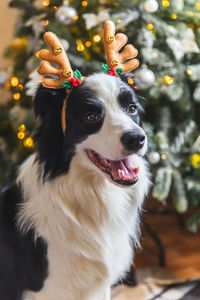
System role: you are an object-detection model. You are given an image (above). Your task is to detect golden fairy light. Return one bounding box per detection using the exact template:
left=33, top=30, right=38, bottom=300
left=93, top=34, right=101, bottom=43
left=164, top=75, right=174, bottom=85
left=171, top=14, right=177, bottom=19
left=117, top=19, right=122, bottom=23
left=147, top=23, right=154, bottom=30
left=196, top=1, right=200, bottom=11
left=169, top=169, right=174, bottom=174
left=35, top=51, right=40, bottom=58
left=85, top=41, right=92, bottom=47
left=43, top=0, right=50, bottom=6
left=18, top=124, right=26, bottom=132
left=13, top=92, right=21, bottom=101
left=191, top=153, right=200, bottom=168
left=11, top=77, right=19, bottom=87
left=17, top=84, right=24, bottom=90
left=162, top=0, right=170, bottom=7
left=52, top=6, right=58, bottom=11
left=82, top=1, right=88, bottom=6
left=187, top=69, right=192, bottom=76
left=77, top=44, right=85, bottom=52
left=73, top=15, right=79, bottom=21
left=189, top=11, right=194, bottom=16
left=17, top=132, right=25, bottom=140
left=5, top=81, right=11, bottom=90
left=128, top=78, right=134, bottom=85
left=161, top=154, right=167, bottom=160
left=43, top=20, right=49, bottom=26
left=24, top=137, right=34, bottom=148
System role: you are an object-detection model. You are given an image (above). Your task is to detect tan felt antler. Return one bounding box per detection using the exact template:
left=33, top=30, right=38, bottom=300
left=103, top=20, right=139, bottom=73
left=37, top=32, right=73, bottom=89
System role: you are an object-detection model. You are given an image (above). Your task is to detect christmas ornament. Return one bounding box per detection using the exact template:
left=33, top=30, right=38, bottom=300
left=83, top=10, right=110, bottom=30
left=134, top=68, right=155, bottom=89
left=148, top=151, right=160, bottom=164
left=56, top=5, right=77, bottom=25
left=144, top=0, right=159, bottom=13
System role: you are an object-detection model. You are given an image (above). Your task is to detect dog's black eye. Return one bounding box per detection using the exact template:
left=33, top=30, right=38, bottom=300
left=127, top=104, right=137, bottom=115
left=84, top=112, right=100, bottom=124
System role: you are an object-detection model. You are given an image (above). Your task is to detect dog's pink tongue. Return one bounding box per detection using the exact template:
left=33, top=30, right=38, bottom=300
left=110, top=157, right=139, bottom=181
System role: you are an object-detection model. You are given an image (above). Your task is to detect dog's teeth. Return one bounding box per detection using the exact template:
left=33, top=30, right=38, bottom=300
left=118, top=169, right=125, bottom=179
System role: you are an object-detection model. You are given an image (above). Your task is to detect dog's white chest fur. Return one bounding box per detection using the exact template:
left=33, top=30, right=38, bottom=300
left=19, top=153, right=149, bottom=300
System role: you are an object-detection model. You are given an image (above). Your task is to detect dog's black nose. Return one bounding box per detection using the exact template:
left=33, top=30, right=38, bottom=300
left=121, top=130, right=145, bottom=152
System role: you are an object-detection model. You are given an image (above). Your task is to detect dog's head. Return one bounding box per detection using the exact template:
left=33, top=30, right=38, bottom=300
left=34, top=72, right=147, bottom=186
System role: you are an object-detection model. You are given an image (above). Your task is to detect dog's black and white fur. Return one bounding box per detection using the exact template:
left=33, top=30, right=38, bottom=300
left=0, top=73, right=150, bottom=300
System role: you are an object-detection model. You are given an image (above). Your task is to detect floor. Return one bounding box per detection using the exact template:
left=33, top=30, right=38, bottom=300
left=135, top=197, right=200, bottom=280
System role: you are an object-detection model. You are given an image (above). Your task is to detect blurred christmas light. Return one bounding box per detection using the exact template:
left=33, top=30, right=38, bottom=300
left=52, top=6, right=58, bottom=11
left=191, top=153, right=200, bottom=168
left=82, top=1, right=88, bottom=6
left=18, top=124, right=26, bottom=132
left=77, top=43, right=85, bottom=52
left=117, top=19, right=122, bottom=23
left=161, top=154, right=167, bottom=160
left=128, top=78, right=134, bottom=85
left=171, top=14, right=177, bottom=19
left=43, top=0, right=50, bottom=7
left=147, top=23, right=154, bottom=30
left=13, top=92, right=21, bottom=100
left=196, top=1, right=200, bottom=11
left=24, top=137, right=34, bottom=148
left=11, top=77, right=19, bottom=87
left=17, top=132, right=25, bottom=140
left=187, top=69, right=192, bottom=76
left=43, top=20, right=49, bottom=25
left=35, top=51, right=40, bottom=58
left=5, top=81, right=11, bottom=89
left=169, top=169, right=174, bottom=174
left=164, top=75, right=174, bottom=85
left=85, top=41, right=92, bottom=47
left=162, top=0, right=170, bottom=7
left=17, top=84, right=24, bottom=90
left=189, top=11, right=194, bottom=16
left=73, top=15, right=79, bottom=20
left=93, top=34, right=101, bottom=43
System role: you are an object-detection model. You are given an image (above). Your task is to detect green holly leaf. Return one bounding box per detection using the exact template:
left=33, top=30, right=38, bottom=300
left=101, top=63, right=110, bottom=73
left=73, top=69, right=82, bottom=80
left=62, top=81, right=72, bottom=89
left=116, top=67, right=123, bottom=77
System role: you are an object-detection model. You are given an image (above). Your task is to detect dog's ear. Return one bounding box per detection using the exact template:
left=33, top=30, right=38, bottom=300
left=34, top=84, right=66, bottom=119
left=33, top=85, right=69, bottom=180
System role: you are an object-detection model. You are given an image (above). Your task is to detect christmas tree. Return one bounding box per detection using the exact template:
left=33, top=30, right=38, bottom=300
left=0, top=0, right=200, bottom=232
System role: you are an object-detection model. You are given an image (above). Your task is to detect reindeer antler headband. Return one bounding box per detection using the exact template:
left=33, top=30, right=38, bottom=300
left=37, top=20, right=139, bottom=133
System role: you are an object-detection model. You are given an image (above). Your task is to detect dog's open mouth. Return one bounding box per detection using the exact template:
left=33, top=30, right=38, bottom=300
left=86, top=149, right=139, bottom=186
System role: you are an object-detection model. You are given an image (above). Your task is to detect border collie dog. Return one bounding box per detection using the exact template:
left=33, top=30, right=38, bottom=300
left=0, top=73, right=150, bottom=300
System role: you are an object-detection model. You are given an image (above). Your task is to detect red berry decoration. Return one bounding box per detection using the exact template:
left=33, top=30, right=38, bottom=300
left=76, top=78, right=81, bottom=84
left=108, top=70, right=113, bottom=75
left=72, top=82, right=78, bottom=87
